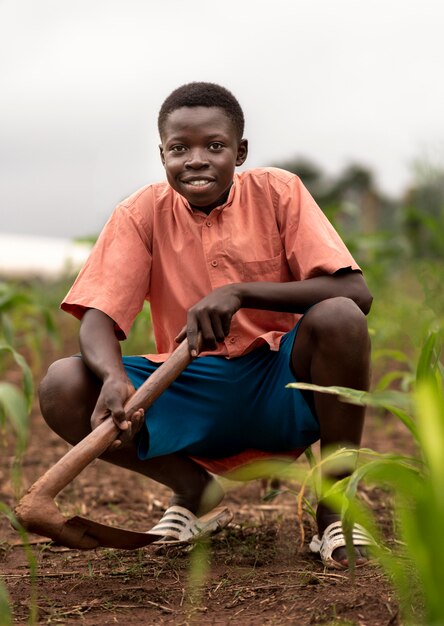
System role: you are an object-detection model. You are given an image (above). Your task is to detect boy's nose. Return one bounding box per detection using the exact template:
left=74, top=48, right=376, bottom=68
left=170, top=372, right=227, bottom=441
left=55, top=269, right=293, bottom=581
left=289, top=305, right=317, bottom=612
left=185, top=149, right=209, bottom=168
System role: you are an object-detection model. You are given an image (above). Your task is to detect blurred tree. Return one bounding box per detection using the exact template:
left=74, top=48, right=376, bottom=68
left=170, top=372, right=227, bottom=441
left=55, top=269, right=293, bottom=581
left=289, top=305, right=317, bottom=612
left=274, top=156, right=324, bottom=189
left=273, top=156, right=405, bottom=281
left=273, top=152, right=444, bottom=269
left=273, top=156, right=397, bottom=234
left=402, top=160, right=444, bottom=258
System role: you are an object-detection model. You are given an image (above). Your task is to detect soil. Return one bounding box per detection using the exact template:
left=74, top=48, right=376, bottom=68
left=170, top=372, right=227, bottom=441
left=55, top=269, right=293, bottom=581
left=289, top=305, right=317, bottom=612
left=1, top=342, right=418, bottom=625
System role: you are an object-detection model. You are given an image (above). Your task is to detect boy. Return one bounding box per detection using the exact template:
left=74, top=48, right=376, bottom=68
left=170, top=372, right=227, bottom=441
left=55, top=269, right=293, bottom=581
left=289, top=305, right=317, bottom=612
left=39, top=82, right=373, bottom=569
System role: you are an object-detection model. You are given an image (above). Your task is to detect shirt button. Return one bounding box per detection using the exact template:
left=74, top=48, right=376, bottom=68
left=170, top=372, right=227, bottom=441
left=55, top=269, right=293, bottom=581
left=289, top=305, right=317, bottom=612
left=211, top=260, right=218, bottom=267
left=229, top=337, right=236, bottom=343
left=206, top=220, right=212, bottom=227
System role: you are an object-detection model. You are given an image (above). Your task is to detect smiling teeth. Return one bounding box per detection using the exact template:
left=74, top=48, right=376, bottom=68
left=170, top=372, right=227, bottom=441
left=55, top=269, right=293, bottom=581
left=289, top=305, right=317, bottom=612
left=187, top=180, right=210, bottom=186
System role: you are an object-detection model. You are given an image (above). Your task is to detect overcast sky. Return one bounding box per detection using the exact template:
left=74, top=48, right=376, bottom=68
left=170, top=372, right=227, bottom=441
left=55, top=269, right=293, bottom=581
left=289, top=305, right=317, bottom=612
left=1, top=0, right=443, bottom=239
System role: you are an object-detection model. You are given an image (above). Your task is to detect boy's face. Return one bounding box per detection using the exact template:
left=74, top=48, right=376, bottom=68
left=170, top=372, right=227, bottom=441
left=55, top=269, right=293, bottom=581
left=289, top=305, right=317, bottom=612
left=159, top=106, right=248, bottom=213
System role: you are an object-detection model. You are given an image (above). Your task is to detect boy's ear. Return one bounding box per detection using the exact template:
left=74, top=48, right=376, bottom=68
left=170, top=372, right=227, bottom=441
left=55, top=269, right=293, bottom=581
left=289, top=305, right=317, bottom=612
left=236, top=139, right=248, bottom=166
left=159, top=144, right=165, bottom=166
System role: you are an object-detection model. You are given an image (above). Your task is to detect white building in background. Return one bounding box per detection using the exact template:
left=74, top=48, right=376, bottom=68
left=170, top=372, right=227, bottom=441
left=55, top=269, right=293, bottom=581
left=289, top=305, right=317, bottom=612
left=0, top=233, right=92, bottom=279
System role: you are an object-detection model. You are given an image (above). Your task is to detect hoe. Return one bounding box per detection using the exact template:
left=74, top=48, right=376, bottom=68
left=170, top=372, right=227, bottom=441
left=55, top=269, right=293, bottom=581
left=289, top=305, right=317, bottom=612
left=15, top=339, right=196, bottom=550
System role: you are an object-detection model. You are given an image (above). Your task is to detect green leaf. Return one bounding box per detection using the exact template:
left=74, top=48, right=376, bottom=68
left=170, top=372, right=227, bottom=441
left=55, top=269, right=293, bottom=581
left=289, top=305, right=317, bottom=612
left=41, top=307, right=58, bottom=343
left=384, top=405, right=419, bottom=440
left=375, top=370, right=414, bottom=392
left=0, top=382, right=29, bottom=450
left=0, top=344, right=34, bottom=410
left=372, top=348, right=410, bottom=364
left=0, top=312, right=14, bottom=346
left=287, top=382, right=413, bottom=412
left=416, top=330, right=442, bottom=384
left=0, top=578, right=12, bottom=626
left=415, top=381, right=444, bottom=502
left=0, top=286, right=31, bottom=312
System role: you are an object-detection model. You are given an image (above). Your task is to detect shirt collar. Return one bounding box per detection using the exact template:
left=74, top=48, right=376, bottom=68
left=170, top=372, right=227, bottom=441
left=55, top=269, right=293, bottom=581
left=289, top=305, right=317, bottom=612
left=179, top=174, right=238, bottom=216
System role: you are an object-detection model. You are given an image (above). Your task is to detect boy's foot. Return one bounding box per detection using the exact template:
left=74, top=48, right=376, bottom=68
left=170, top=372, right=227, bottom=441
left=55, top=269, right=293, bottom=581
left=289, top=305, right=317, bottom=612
left=148, top=505, right=233, bottom=545
left=313, top=503, right=372, bottom=568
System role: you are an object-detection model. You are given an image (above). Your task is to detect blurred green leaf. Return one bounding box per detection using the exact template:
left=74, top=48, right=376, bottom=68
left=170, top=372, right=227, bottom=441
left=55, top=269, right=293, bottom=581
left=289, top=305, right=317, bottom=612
left=415, top=381, right=444, bottom=499
left=288, top=382, right=411, bottom=409
left=0, top=579, right=12, bottom=626
left=0, top=382, right=29, bottom=450
left=0, top=344, right=34, bottom=411
left=0, top=284, right=31, bottom=311
left=372, top=348, right=411, bottom=364
left=416, top=331, right=442, bottom=384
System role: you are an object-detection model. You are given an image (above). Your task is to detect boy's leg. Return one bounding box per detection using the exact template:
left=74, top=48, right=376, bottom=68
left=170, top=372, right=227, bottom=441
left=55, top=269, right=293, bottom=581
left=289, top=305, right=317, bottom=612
left=291, top=296, right=371, bottom=567
left=38, top=357, right=224, bottom=516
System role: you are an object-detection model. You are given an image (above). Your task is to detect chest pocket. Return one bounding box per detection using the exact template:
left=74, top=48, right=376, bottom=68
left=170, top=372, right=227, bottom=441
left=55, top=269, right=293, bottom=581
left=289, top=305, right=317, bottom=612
left=241, top=251, right=291, bottom=282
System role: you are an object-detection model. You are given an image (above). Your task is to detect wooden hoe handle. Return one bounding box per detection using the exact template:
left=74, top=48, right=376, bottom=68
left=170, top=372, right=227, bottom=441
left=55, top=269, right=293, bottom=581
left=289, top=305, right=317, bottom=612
left=15, top=338, right=196, bottom=549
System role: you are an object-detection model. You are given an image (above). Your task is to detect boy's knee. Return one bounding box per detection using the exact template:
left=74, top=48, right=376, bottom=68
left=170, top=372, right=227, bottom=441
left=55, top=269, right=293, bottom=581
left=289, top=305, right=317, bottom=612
left=39, top=357, right=94, bottom=429
left=304, top=297, right=369, bottom=346
left=39, top=357, right=100, bottom=444
left=39, top=357, right=71, bottom=400
left=39, top=358, right=73, bottom=423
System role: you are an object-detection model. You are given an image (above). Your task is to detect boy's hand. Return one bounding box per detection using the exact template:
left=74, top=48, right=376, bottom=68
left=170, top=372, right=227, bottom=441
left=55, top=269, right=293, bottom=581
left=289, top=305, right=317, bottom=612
left=175, top=284, right=242, bottom=356
left=90, top=378, right=145, bottom=451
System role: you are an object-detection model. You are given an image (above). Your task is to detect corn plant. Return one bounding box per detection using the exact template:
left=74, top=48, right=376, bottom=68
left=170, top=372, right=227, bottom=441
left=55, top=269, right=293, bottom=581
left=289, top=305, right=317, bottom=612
left=0, top=281, right=47, bottom=625
left=0, top=280, right=58, bottom=375
left=0, top=282, right=40, bottom=490
left=288, top=329, right=444, bottom=625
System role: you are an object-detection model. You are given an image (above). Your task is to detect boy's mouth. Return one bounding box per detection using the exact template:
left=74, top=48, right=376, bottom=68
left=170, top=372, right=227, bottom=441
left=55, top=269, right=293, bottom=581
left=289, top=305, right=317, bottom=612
left=187, top=180, right=210, bottom=187
left=181, top=177, right=215, bottom=188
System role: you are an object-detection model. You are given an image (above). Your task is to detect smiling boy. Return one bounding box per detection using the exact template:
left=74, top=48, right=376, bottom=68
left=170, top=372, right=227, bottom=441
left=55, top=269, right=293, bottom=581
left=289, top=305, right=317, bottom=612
left=39, top=82, right=373, bottom=569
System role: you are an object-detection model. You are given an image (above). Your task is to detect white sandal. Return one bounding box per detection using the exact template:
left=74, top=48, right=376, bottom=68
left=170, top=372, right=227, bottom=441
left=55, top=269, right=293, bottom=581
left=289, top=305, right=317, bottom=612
left=309, top=520, right=375, bottom=569
left=147, top=505, right=233, bottom=545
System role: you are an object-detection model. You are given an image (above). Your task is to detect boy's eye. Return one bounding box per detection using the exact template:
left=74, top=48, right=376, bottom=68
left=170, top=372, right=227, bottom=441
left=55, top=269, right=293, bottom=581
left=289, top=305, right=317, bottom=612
left=209, top=142, right=224, bottom=151
left=171, top=145, right=187, bottom=152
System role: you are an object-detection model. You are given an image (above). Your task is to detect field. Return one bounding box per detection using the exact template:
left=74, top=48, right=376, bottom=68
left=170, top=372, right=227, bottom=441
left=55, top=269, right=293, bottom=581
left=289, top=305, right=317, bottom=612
left=1, top=253, right=443, bottom=625
left=1, top=395, right=412, bottom=625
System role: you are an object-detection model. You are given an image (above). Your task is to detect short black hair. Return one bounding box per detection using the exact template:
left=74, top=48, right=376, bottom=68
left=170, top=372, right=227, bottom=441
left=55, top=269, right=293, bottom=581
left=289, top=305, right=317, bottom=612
left=158, top=82, right=245, bottom=141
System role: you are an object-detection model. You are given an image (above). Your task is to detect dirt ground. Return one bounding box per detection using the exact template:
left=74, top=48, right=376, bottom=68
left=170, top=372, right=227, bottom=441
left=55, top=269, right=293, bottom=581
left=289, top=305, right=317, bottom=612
left=1, top=347, right=418, bottom=625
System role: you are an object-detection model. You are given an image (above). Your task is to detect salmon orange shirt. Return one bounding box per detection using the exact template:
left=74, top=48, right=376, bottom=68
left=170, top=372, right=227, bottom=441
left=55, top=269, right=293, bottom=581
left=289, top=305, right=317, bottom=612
left=62, top=167, right=360, bottom=361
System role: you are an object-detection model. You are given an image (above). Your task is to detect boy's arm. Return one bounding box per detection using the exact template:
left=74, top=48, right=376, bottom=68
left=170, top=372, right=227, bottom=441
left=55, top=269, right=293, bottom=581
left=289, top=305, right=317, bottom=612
left=79, top=308, right=143, bottom=444
left=177, top=271, right=372, bottom=356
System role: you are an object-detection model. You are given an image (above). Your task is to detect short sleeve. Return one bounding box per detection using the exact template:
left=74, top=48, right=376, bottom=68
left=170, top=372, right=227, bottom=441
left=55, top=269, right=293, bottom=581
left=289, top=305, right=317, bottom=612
left=61, top=195, right=153, bottom=339
left=270, top=171, right=360, bottom=280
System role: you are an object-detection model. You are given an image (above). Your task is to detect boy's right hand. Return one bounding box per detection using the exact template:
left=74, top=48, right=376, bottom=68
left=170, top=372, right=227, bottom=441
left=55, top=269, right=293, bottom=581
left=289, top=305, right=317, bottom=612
left=175, top=284, right=242, bottom=356
left=90, top=377, right=145, bottom=451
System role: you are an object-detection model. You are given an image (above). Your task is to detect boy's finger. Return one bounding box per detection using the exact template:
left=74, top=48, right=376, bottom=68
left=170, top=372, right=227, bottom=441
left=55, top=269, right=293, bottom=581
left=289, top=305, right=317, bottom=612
left=175, top=325, right=187, bottom=344
left=109, top=440, right=122, bottom=451
left=125, top=408, right=145, bottom=436
left=209, top=313, right=226, bottom=343
left=192, top=312, right=217, bottom=353
left=187, top=335, right=199, bottom=357
left=221, top=315, right=232, bottom=336
left=90, top=411, right=108, bottom=431
left=107, top=398, right=129, bottom=430
left=186, top=316, right=202, bottom=357
left=111, top=410, right=129, bottom=430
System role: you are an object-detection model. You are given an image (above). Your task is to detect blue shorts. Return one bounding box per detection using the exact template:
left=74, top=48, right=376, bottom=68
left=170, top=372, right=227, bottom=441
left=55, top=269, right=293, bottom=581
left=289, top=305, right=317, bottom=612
left=123, top=323, right=320, bottom=463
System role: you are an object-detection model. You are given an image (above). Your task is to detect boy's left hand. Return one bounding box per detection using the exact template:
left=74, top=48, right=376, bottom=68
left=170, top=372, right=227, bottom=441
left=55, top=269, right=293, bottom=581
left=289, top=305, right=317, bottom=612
left=175, top=284, right=242, bottom=356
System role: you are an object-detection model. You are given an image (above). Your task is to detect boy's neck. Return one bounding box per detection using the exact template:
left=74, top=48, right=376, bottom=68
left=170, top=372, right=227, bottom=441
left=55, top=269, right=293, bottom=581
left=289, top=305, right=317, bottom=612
left=189, top=183, right=233, bottom=215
